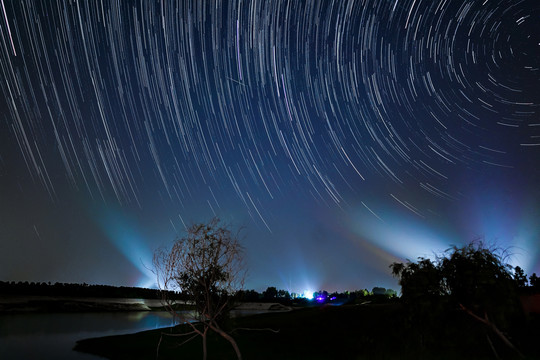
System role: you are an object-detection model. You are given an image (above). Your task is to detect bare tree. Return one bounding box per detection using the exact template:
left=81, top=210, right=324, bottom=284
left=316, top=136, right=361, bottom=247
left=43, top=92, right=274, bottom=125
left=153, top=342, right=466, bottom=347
left=153, top=218, right=245, bottom=360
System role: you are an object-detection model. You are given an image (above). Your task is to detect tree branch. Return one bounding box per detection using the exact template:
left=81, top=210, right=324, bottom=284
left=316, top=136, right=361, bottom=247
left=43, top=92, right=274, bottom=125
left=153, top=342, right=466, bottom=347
left=459, top=304, right=524, bottom=358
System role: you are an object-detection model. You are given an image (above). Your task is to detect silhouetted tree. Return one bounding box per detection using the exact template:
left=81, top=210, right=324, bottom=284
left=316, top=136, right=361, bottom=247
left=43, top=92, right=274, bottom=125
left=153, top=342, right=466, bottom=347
left=314, top=290, right=329, bottom=302
left=530, top=273, right=539, bottom=290
left=236, top=289, right=261, bottom=302
left=277, top=289, right=291, bottom=300
left=391, top=257, right=443, bottom=301
left=153, top=218, right=245, bottom=360
left=372, top=287, right=386, bottom=296
left=263, top=286, right=278, bottom=300
left=391, top=241, right=524, bottom=357
left=514, top=266, right=528, bottom=288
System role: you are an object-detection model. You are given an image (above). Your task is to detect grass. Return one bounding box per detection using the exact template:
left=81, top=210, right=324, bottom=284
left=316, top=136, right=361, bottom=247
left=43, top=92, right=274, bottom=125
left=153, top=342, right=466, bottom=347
left=74, top=303, right=540, bottom=360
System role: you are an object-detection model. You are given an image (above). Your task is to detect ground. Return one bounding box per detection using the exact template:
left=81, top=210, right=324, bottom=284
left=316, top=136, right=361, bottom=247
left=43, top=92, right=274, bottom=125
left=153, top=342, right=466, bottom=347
left=74, top=303, right=540, bottom=360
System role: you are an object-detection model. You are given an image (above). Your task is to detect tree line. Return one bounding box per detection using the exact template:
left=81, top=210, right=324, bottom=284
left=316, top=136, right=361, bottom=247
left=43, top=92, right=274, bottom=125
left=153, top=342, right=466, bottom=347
left=237, top=286, right=397, bottom=305
left=0, top=280, right=401, bottom=305
left=0, top=280, right=174, bottom=299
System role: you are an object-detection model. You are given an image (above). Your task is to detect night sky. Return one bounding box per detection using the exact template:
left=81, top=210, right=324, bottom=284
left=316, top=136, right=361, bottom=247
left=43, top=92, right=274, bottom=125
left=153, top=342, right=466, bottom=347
left=1, top=0, right=539, bottom=294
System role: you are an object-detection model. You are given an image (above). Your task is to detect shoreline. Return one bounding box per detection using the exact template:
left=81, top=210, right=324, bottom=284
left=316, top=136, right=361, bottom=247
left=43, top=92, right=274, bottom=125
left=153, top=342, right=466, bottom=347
left=0, top=295, right=164, bottom=313
left=0, top=296, right=294, bottom=314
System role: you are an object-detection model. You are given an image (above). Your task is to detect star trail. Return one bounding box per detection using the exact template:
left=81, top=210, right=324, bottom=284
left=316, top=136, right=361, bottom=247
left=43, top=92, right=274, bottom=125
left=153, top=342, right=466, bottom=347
left=1, top=0, right=539, bottom=292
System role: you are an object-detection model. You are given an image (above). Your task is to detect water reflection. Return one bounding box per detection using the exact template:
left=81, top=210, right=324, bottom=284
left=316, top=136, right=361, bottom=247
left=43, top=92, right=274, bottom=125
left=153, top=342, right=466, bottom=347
left=0, top=311, right=175, bottom=360
left=0, top=309, right=280, bottom=359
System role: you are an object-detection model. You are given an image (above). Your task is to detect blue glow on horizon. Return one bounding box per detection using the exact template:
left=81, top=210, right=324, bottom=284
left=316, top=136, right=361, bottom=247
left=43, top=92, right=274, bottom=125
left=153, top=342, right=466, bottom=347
left=460, top=189, right=540, bottom=275
left=351, top=195, right=540, bottom=277
left=352, top=210, right=452, bottom=262
left=95, top=208, right=157, bottom=288
left=137, top=277, right=158, bottom=289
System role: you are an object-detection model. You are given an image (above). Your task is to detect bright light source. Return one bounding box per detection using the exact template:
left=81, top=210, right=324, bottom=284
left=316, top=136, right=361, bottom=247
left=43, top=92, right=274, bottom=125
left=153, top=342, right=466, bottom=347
left=303, top=290, right=314, bottom=300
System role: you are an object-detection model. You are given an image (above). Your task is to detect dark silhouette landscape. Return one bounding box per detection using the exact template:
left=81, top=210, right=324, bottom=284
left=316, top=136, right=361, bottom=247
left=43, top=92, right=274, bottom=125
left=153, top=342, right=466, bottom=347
left=1, top=1, right=539, bottom=359
left=3, top=234, right=540, bottom=359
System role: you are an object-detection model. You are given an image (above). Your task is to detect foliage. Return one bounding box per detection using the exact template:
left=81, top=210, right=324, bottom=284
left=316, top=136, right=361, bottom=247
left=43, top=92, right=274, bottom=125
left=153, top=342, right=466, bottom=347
left=438, top=243, right=519, bottom=325
left=371, top=287, right=387, bottom=295
left=391, top=257, right=443, bottom=299
left=236, top=289, right=261, bottom=302
left=513, top=266, right=528, bottom=288
left=262, top=286, right=278, bottom=300
left=153, top=218, right=245, bottom=360
left=277, top=289, right=291, bottom=300
left=391, top=241, right=525, bottom=357
left=529, top=273, right=539, bottom=290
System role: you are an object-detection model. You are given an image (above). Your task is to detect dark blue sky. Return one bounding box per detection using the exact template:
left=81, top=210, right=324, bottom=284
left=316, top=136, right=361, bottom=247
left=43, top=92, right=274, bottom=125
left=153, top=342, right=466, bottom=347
left=1, top=0, right=539, bottom=293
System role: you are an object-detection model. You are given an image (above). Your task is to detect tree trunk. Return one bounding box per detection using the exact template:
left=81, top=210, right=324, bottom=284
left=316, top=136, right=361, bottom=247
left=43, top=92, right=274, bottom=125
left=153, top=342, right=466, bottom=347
left=202, top=333, right=207, bottom=360
left=202, top=327, right=208, bottom=360
left=208, top=323, right=242, bottom=360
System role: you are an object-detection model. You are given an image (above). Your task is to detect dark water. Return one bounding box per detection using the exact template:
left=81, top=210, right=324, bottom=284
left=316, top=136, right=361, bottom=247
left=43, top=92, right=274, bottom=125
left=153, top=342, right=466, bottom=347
left=0, top=311, right=176, bottom=360
left=0, top=309, right=276, bottom=359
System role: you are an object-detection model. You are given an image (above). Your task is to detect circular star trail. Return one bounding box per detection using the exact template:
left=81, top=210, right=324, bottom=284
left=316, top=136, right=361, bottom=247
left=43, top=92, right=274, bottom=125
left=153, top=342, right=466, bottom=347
left=1, top=0, right=539, bottom=291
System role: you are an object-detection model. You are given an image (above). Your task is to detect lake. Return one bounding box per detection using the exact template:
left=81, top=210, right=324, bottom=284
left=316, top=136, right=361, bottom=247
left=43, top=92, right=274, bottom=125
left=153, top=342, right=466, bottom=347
left=0, top=309, right=280, bottom=360
left=0, top=311, right=177, bottom=360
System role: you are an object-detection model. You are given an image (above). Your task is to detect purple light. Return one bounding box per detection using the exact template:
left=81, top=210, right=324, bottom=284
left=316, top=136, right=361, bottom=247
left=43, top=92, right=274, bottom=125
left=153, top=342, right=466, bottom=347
left=316, top=295, right=325, bottom=302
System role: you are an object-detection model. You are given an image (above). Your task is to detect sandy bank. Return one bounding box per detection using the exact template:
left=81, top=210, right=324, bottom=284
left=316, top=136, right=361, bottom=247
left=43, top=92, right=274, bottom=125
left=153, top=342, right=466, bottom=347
left=0, top=295, right=166, bottom=313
